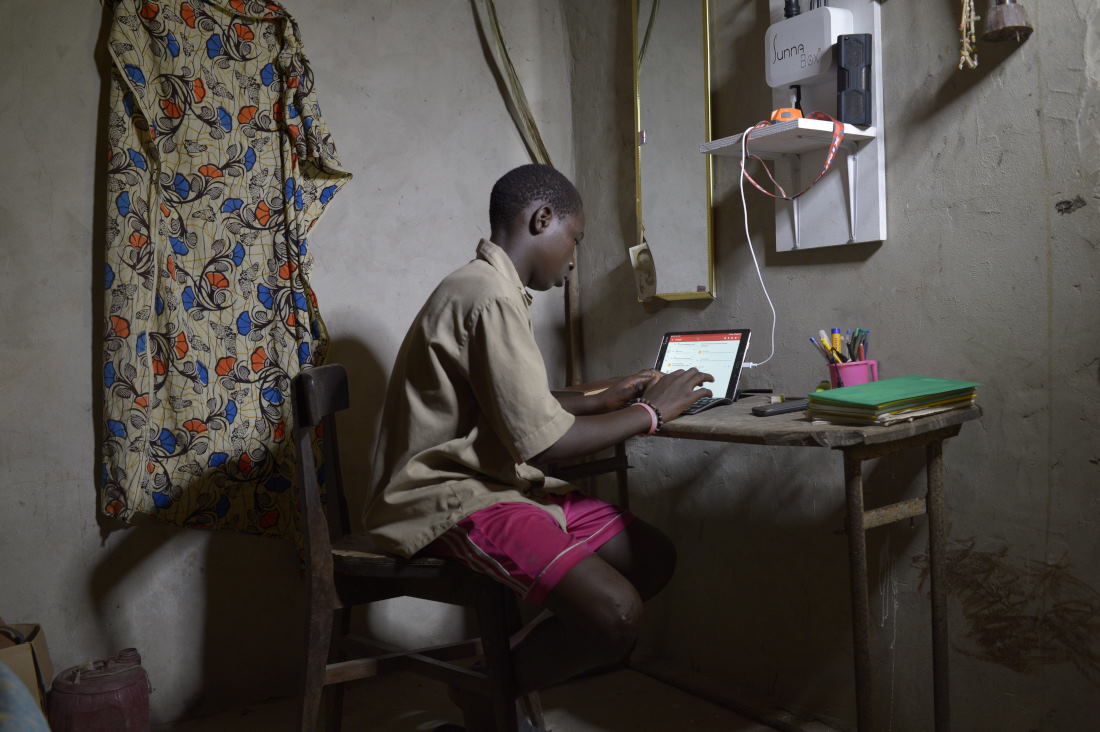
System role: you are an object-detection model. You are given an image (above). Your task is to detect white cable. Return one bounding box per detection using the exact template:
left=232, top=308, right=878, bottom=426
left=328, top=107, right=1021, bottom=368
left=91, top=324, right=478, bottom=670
left=738, top=125, right=777, bottom=369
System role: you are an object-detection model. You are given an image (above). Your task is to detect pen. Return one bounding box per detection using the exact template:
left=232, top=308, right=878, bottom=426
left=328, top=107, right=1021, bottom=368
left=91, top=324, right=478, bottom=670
left=820, top=337, right=844, bottom=364
left=809, top=337, right=832, bottom=364
left=850, top=328, right=868, bottom=361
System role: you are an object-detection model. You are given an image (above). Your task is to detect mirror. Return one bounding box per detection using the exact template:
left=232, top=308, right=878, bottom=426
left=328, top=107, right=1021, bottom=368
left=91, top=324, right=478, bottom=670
left=632, top=0, right=715, bottom=302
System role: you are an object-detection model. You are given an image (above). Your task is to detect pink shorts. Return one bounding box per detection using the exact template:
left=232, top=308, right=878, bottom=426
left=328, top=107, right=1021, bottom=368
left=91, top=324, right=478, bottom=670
left=425, top=492, right=634, bottom=604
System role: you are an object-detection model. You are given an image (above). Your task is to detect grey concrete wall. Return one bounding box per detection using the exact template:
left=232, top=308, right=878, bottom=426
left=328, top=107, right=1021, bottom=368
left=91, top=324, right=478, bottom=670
left=569, top=0, right=1100, bottom=729
left=0, top=0, right=572, bottom=722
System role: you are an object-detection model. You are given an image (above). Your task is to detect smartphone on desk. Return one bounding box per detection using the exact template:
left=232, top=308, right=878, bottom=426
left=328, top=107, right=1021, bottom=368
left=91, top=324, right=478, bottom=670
left=751, top=398, right=809, bottom=417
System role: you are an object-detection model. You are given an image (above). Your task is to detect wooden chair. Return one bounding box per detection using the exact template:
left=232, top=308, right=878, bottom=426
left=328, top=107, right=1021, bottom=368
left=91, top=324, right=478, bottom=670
left=291, top=363, right=542, bottom=732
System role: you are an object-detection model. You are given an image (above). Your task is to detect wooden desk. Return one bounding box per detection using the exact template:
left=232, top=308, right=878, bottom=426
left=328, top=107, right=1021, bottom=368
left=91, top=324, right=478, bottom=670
left=654, top=395, right=983, bottom=732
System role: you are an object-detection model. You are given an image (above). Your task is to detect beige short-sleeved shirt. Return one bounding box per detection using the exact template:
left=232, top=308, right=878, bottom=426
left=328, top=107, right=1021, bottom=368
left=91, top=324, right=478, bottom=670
left=363, top=239, right=576, bottom=556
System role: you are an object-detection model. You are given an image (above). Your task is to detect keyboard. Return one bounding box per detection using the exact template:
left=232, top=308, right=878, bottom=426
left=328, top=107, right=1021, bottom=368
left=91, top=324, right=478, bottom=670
left=681, top=396, right=731, bottom=415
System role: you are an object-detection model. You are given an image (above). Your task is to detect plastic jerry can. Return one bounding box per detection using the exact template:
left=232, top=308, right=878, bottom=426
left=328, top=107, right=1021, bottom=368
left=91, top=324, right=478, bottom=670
left=48, top=648, right=151, bottom=731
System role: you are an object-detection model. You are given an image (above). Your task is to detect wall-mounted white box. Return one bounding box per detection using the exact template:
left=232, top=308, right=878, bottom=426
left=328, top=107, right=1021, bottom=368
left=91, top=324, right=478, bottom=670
left=702, top=0, right=885, bottom=251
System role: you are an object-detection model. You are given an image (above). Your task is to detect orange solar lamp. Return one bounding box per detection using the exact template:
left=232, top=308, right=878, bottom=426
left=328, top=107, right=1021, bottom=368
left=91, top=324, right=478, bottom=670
left=770, top=107, right=804, bottom=123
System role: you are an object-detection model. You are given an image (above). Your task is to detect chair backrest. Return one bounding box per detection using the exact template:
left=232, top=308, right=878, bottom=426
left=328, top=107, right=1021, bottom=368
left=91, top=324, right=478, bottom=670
left=292, top=364, right=352, bottom=590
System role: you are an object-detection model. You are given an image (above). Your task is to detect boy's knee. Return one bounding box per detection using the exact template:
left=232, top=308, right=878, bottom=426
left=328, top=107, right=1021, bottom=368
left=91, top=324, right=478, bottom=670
left=595, top=590, right=643, bottom=660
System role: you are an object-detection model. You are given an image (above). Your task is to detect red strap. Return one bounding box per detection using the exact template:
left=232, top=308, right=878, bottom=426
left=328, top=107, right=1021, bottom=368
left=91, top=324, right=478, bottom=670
left=741, top=112, right=845, bottom=201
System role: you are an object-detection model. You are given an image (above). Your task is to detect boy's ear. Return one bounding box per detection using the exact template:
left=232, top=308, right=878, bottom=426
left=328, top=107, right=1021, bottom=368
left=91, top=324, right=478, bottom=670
left=528, top=204, right=553, bottom=235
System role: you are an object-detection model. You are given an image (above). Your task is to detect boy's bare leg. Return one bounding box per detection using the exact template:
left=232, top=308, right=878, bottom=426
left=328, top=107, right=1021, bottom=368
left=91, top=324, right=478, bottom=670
left=591, top=516, right=678, bottom=603
left=511, top=517, right=676, bottom=694
left=450, top=556, right=639, bottom=731
left=451, top=519, right=675, bottom=730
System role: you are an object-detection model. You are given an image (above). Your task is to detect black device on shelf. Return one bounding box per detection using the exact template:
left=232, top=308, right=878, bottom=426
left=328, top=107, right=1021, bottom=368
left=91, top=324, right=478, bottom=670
left=837, top=33, right=873, bottom=127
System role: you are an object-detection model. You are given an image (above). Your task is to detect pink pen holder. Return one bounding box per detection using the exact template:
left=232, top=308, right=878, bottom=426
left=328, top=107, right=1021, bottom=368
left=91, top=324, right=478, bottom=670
left=829, top=360, right=879, bottom=388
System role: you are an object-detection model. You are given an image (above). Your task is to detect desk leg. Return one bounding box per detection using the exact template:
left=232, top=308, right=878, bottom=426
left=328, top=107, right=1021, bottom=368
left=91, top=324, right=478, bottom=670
left=926, top=439, right=951, bottom=731
left=843, top=450, right=872, bottom=731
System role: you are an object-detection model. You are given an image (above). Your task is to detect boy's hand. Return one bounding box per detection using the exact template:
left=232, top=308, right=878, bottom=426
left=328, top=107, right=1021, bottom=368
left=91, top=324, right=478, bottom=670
left=597, top=370, right=661, bottom=411
left=641, top=368, right=714, bottom=420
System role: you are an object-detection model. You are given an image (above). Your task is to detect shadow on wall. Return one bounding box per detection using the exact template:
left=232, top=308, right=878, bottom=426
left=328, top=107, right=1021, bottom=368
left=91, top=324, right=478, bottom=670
left=86, top=518, right=306, bottom=719
left=325, top=337, right=389, bottom=529
left=905, top=0, right=1030, bottom=126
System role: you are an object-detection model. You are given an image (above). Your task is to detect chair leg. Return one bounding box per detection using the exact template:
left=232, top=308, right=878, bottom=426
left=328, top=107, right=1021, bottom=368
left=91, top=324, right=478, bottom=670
left=323, top=684, right=344, bottom=732
left=301, top=600, right=335, bottom=732
left=503, top=596, right=547, bottom=728
left=477, top=583, right=519, bottom=732
left=323, top=608, right=351, bottom=732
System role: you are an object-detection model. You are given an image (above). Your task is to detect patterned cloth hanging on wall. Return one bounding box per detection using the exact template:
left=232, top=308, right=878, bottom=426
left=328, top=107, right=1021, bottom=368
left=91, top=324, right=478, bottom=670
left=102, top=0, right=351, bottom=539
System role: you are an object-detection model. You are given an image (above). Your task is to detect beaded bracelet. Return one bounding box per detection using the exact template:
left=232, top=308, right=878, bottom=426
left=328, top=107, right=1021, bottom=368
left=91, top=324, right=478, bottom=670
left=628, top=398, right=663, bottom=435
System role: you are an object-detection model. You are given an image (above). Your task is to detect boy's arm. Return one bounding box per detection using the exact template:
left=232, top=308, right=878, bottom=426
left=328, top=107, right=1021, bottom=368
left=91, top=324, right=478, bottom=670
left=531, top=368, right=712, bottom=466
left=551, top=370, right=661, bottom=416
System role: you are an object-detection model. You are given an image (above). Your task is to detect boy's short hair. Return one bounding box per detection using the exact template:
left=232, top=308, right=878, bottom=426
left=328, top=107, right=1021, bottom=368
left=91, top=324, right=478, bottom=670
left=489, top=164, right=582, bottom=231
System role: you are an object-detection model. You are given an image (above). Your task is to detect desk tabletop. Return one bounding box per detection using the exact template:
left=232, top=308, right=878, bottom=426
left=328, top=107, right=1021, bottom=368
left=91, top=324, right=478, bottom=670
left=656, top=395, right=983, bottom=449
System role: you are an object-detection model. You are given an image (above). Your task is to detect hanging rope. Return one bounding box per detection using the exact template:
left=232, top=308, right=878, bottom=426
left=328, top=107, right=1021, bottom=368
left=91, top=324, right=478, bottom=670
left=475, top=1, right=587, bottom=384
left=638, top=0, right=660, bottom=67
left=479, top=0, right=553, bottom=166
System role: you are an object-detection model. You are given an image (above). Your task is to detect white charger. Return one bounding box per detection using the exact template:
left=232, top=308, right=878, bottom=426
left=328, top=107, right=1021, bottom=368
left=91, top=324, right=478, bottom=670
left=764, top=6, right=854, bottom=88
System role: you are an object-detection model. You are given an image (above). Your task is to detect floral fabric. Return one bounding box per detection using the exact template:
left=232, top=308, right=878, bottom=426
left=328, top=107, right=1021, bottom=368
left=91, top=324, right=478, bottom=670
left=101, top=0, right=350, bottom=539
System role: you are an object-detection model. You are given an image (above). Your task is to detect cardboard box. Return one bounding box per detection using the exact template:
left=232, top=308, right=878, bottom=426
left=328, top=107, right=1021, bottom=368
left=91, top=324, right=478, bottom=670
left=0, top=624, right=54, bottom=711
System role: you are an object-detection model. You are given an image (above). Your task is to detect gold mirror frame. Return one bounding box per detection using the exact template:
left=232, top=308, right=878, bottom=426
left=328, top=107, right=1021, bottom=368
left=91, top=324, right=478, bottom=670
left=632, top=0, right=715, bottom=302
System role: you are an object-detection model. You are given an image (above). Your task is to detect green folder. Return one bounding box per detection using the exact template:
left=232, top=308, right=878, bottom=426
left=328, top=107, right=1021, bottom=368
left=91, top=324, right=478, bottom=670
left=808, top=375, right=980, bottom=411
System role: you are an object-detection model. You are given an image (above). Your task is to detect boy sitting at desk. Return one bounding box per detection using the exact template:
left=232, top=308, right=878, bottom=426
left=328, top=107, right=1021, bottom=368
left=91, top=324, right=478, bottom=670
left=364, top=164, right=712, bottom=729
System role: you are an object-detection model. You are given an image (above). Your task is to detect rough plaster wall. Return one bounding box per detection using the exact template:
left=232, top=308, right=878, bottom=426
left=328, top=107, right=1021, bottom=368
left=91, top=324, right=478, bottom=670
left=567, top=0, right=1100, bottom=729
left=0, top=0, right=572, bottom=722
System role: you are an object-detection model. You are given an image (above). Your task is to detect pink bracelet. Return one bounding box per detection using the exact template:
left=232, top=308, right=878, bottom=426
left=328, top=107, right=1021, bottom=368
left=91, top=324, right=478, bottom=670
left=631, top=401, right=659, bottom=436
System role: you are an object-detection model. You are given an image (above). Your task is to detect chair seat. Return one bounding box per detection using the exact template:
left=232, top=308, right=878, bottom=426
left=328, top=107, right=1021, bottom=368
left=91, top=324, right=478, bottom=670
left=332, top=533, right=446, bottom=566
left=331, top=534, right=498, bottom=607
left=332, top=533, right=482, bottom=585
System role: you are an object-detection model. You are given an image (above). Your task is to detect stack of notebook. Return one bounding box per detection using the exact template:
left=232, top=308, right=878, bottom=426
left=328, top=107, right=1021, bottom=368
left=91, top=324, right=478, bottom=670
left=808, top=375, right=979, bottom=426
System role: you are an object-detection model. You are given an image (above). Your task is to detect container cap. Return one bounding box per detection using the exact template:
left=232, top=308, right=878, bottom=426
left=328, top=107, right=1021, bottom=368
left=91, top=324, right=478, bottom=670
left=51, top=649, right=149, bottom=695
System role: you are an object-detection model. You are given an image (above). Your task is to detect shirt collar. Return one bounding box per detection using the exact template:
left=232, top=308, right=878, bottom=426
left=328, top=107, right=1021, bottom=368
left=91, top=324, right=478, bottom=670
left=476, top=239, right=533, bottom=306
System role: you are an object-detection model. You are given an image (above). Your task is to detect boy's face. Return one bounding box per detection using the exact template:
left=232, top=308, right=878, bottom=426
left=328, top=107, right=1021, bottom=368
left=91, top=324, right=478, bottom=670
left=530, top=208, right=585, bottom=291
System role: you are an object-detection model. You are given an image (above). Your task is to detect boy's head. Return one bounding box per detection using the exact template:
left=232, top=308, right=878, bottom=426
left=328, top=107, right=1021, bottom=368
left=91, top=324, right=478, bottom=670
left=489, top=164, right=585, bottom=291
left=489, top=164, right=582, bottom=233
